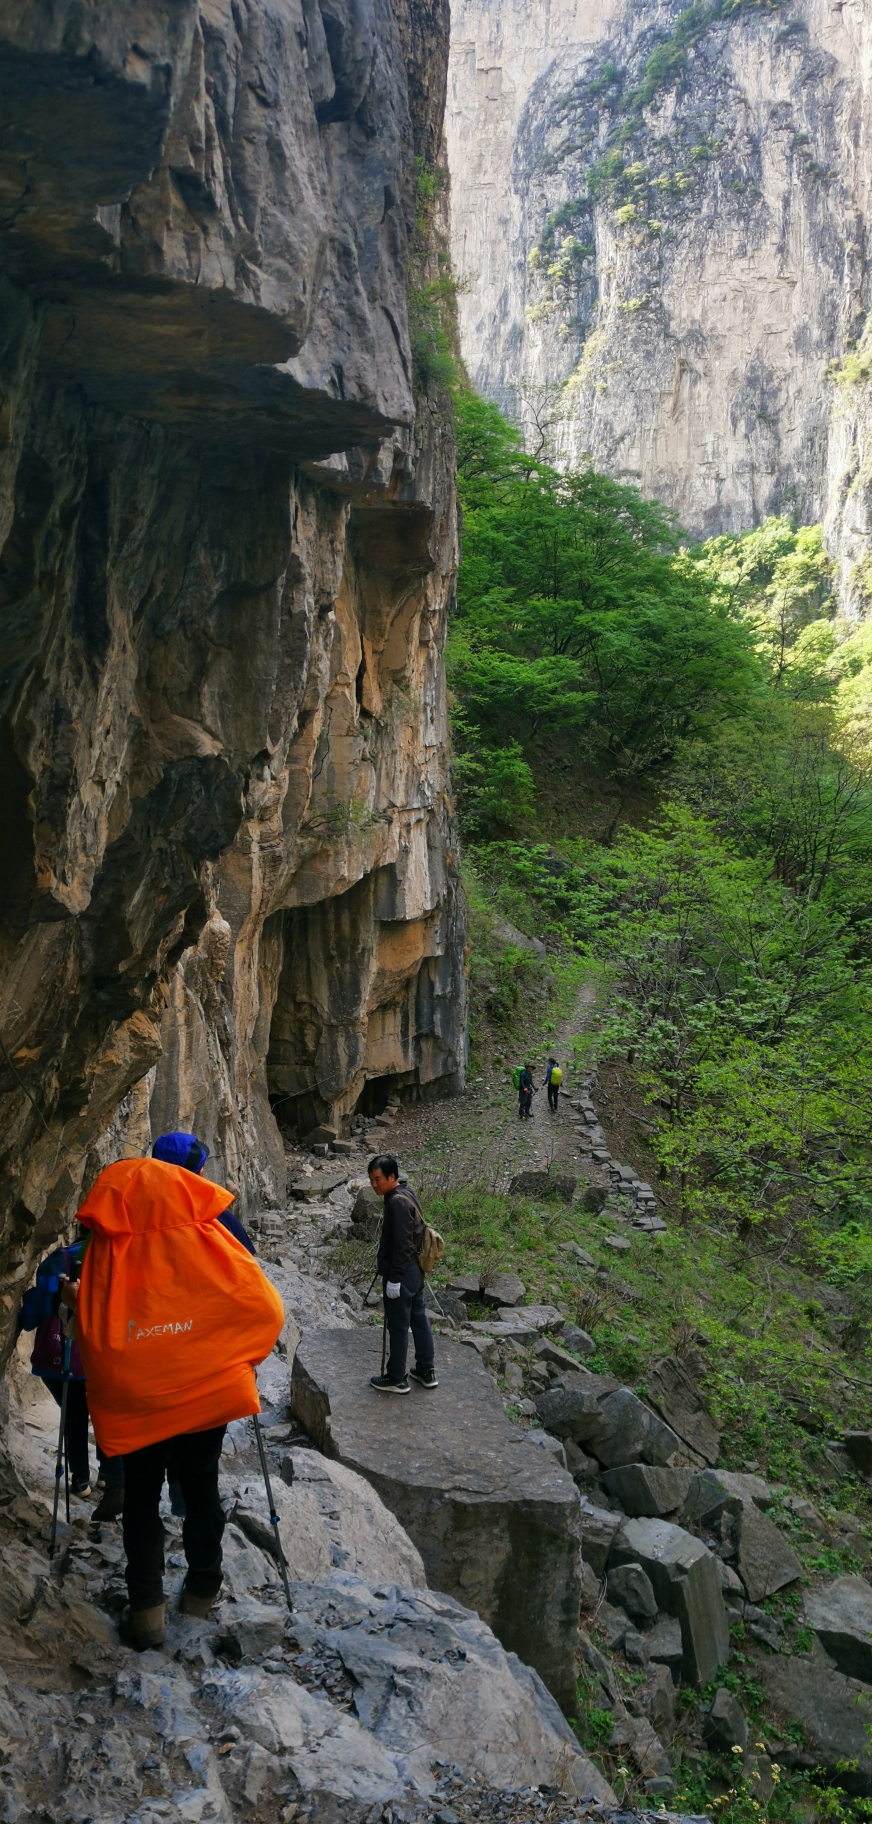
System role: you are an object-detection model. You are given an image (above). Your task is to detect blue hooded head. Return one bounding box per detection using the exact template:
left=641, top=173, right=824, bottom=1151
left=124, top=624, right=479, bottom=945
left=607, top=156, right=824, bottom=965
left=152, top=1131, right=209, bottom=1175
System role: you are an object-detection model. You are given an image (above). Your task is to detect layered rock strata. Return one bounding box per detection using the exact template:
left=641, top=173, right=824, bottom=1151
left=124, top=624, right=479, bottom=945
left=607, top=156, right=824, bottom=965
left=0, top=0, right=464, bottom=1355
left=446, top=0, right=872, bottom=574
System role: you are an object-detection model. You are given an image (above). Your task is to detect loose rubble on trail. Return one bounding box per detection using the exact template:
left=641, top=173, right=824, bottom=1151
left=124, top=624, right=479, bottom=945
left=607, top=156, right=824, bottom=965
left=2, top=1084, right=871, bottom=1820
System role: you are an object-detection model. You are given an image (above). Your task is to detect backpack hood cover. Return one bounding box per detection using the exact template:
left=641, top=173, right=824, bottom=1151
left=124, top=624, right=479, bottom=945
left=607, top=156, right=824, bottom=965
left=75, top=1157, right=284, bottom=1453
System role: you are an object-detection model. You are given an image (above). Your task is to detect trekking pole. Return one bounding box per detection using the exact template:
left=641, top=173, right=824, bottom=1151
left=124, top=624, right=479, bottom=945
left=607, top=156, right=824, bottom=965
left=252, top=1413, right=293, bottom=1616
left=49, top=1334, right=72, bottom=1559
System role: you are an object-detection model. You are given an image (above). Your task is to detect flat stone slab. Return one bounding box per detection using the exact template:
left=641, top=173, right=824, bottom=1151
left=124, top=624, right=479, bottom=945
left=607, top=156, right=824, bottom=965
left=289, top=1168, right=350, bottom=1200
left=497, top=1304, right=564, bottom=1332
left=291, top=1328, right=583, bottom=1713
left=481, top=1272, right=525, bottom=1307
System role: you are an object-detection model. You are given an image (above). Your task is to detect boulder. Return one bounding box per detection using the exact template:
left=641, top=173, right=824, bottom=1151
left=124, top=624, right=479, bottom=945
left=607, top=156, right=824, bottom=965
left=215, top=1599, right=287, bottom=1662
left=562, top=1324, right=596, bottom=1356
left=578, top=1496, right=625, bottom=1574
left=843, top=1431, right=872, bottom=1476
left=646, top=1614, right=683, bottom=1669
left=351, top=1188, right=383, bottom=1237
left=603, top=1235, right=631, bottom=1252
left=642, top=1662, right=676, bottom=1739
left=683, top=1468, right=772, bottom=1523
left=509, top=1172, right=577, bottom=1202
left=645, top=1356, right=720, bottom=1465
left=448, top=1273, right=485, bottom=1301
left=733, top=1499, right=801, bottom=1603
left=607, top=1563, right=658, bottom=1623
left=534, top=1376, right=609, bottom=1444
left=565, top=1439, right=601, bottom=1487
left=585, top=1389, right=684, bottom=1468
left=610, top=1518, right=729, bottom=1685
left=289, top=1168, right=349, bottom=1201
left=480, top=1272, right=525, bottom=1307
left=424, top=1284, right=469, bottom=1324
left=758, top=1639, right=872, bottom=1785
left=497, top=1304, right=564, bottom=1333
left=805, top=1576, right=872, bottom=1681
left=227, top=1448, right=426, bottom=1588
left=581, top=1187, right=608, bottom=1213
left=683, top=1470, right=800, bottom=1602
left=602, top=1464, right=694, bottom=1517
left=703, top=1688, right=748, bottom=1753
left=559, top=1243, right=597, bottom=1267
left=303, top=1125, right=339, bottom=1147
left=288, top=1577, right=615, bottom=1801
left=291, top=1329, right=584, bottom=1713
left=535, top=1335, right=589, bottom=1371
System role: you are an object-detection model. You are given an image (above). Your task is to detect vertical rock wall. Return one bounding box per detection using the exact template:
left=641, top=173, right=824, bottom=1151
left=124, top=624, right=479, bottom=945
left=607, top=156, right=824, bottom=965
left=0, top=0, right=462, bottom=1354
left=446, top=0, right=872, bottom=578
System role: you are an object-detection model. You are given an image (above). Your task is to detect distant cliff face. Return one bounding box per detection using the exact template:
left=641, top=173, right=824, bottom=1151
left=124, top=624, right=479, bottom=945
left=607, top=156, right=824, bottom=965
left=446, top=0, right=872, bottom=584
left=0, top=0, right=461, bottom=1344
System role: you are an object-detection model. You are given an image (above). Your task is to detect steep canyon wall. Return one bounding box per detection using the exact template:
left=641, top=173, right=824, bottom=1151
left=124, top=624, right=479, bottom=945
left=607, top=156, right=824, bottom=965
left=0, top=0, right=462, bottom=1354
left=447, top=0, right=872, bottom=594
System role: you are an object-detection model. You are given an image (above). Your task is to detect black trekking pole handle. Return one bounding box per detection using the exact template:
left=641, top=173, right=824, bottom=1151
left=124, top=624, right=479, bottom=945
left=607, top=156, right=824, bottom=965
left=252, top=1413, right=293, bottom=1616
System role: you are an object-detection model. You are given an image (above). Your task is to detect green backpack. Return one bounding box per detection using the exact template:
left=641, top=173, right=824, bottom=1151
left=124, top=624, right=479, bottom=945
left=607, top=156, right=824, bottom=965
left=512, top=1066, right=523, bottom=1089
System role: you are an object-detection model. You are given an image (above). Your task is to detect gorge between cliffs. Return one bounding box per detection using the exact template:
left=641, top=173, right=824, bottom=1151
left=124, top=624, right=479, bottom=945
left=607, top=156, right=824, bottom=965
left=2, top=5, right=872, bottom=1824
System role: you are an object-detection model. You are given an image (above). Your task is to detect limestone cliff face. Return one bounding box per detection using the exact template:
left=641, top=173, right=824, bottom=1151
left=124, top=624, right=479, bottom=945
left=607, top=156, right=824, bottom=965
left=0, top=0, right=462, bottom=1346
left=446, top=0, right=872, bottom=575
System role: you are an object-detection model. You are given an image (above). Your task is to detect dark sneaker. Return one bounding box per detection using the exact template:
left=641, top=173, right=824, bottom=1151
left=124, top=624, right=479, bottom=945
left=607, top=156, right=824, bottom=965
left=409, top=1367, right=438, bottom=1389
left=370, top=1374, right=410, bottom=1394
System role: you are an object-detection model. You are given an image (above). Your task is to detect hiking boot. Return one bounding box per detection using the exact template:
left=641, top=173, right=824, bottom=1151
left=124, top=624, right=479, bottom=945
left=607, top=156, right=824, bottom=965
left=409, top=1366, right=438, bottom=1389
left=91, top=1484, right=125, bottom=1522
left=180, top=1581, right=219, bottom=1620
left=369, top=1374, right=410, bottom=1394
left=70, top=1477, right=91, bottom=1497
left=120, top=1603, right=166, bottom=1650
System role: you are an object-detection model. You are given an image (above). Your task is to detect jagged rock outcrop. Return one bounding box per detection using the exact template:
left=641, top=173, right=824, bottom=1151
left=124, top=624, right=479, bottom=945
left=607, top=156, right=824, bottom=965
left=446, top=0, right=872, bottom=575
left=0, top=0, right=464, bottom=1351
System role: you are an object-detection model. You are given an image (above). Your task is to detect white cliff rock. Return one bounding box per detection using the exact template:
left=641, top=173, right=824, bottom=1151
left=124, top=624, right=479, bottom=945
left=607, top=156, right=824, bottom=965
left=447, top=0, right=872, bottom=581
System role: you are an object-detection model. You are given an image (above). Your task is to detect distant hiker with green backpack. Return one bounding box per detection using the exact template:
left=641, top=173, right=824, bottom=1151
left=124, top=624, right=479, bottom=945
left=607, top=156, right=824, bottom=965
left=368, top=1154, right=442, bottom=1394
left=543, top=1057, right=563, bottom=1112
left=516, top=1064, right=535, bottom=1119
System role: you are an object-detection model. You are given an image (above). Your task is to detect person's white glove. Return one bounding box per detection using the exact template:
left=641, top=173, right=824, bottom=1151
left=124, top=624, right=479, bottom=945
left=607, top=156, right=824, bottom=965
left=385, top=1281, right=402, bottom=1299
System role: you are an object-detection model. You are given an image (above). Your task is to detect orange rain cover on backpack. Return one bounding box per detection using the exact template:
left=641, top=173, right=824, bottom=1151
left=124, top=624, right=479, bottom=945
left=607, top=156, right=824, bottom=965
left=75, top=1157, right=284, bottom=1454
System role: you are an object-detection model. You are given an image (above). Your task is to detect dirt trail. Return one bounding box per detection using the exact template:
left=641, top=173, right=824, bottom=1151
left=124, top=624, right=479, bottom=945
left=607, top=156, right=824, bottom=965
left=394, top=981, right=610, bottom=1199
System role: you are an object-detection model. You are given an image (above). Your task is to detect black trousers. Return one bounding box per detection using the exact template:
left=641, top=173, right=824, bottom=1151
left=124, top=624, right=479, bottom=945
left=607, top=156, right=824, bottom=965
left=45, top=1380, right=124, bottom=1489
left=547, top=1082, right=559, bottom=1110
left=519, top=1090, right=532, bottom=1119
left=384, top=1264, right=434, bottom=1381
left=122, top=1425, right=226, bottom=1611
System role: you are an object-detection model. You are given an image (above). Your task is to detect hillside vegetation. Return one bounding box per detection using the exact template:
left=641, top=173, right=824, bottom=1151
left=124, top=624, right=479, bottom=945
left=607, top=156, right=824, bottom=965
left=437, top=388, right=872, bottom=1823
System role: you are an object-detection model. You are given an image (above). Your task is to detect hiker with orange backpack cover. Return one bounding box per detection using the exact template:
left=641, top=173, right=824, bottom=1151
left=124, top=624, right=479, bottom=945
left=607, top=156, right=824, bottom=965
left=66, top=1133, right=284, bottom=1650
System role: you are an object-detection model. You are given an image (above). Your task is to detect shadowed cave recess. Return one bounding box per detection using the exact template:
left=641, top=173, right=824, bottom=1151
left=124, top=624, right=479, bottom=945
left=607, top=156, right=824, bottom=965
left=0, top=0, right=464, bottom=1364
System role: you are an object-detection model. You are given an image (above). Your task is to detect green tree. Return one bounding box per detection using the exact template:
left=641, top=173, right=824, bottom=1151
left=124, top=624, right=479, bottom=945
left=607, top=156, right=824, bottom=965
left=449, top=392, right=760, bottom=820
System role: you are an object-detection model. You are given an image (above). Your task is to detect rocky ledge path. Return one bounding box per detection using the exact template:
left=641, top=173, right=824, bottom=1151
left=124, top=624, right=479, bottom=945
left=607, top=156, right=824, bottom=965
left=0, top=1116, right=706, bottom=1824
left=2, top=1081, right=871, bottom=1819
